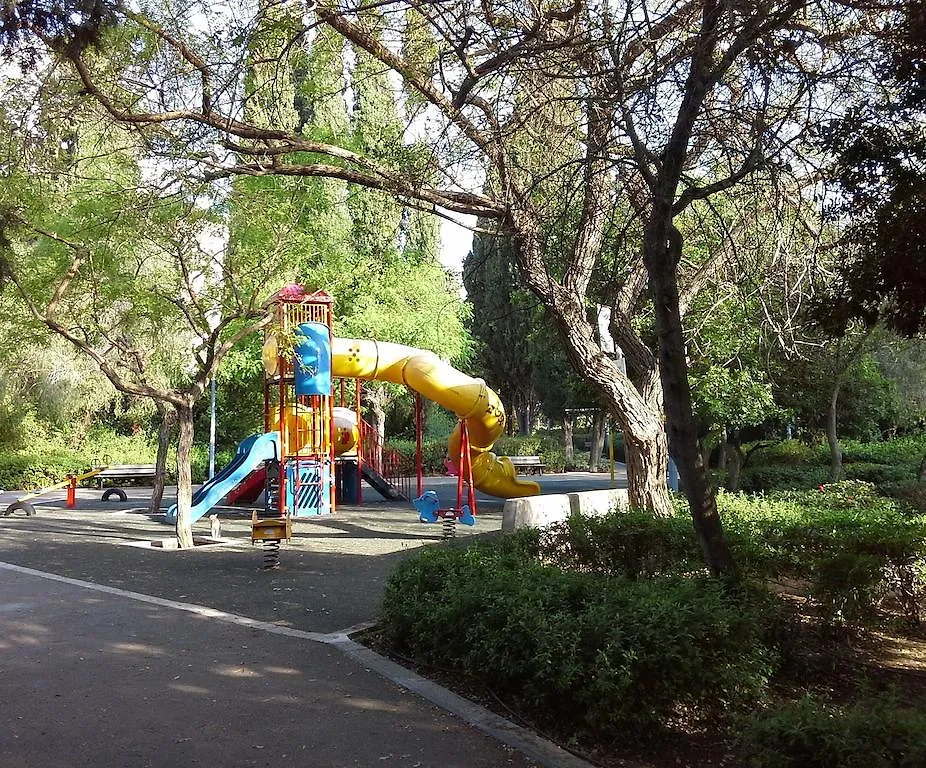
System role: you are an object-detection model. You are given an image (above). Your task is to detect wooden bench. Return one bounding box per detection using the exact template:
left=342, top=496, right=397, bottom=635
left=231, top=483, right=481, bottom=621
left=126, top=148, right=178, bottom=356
left=504, top=456, right=547, bottom=475
left=96, top=464, right=158, bottom=488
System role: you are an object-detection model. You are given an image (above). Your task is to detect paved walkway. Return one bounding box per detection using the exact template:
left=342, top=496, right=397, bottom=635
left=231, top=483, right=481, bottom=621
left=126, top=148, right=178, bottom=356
left=0, top=472, right=625, bottom=768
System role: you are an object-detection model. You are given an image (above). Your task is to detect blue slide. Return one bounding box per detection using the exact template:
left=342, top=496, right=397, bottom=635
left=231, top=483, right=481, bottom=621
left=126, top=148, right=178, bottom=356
left=166, top=432, right=280, bottom=523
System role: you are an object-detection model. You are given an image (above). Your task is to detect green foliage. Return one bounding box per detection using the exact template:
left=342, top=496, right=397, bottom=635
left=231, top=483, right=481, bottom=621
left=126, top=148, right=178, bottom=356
left=381, top=539, right=778, bottom=740
left=0, top=453, right=85, bottom=490
left=0, top=426, right=158, bottom=489
left=739, top=465, right=828, bottom=493
left=749, top=440, right=822, bottom=466
left=493, top=434, right=568, bottom=471
left=691, top=365, right=781, bottom=435
left=387, top=438, right=447, bottom=475
left=843, top=461, right=916, bottom=486
left=739, top=695, right=926, bottom=768
left=840, top=435, right=926, bottom=465
left=537, top=509, right=704, bottom=579
left=717, top=489, right=926, bottom=624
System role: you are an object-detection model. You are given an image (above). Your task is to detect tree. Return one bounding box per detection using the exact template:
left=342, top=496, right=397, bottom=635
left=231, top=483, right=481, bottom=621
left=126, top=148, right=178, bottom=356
left=0, top=69, right=286, bottom=547
left=822, top=3, right=926, bottom=337
left=463, top=233, right=541, bottom=434
left=4, top=0, right=891, bottom=574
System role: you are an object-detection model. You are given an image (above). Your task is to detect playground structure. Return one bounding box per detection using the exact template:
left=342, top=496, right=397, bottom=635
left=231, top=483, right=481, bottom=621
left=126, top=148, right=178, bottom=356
left=164, top=285, right=540, bottom=527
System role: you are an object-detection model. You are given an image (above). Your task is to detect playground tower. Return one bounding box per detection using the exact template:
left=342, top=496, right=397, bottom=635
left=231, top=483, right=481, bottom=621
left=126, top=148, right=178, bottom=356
left=261, top=286, right=335, bottom=517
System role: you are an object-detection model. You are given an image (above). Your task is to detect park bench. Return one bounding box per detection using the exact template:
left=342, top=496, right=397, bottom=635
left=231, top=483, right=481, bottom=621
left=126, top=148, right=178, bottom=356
left=504, top=455, right=547, bottom=475
left=96, top=464, right=158, bottom=487
left=95, top=464, right=159, bottom=501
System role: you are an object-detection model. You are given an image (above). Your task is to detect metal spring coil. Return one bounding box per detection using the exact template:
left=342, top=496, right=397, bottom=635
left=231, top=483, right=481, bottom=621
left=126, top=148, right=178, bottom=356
left=441, top=514, right=457, bottom=540
left=263, top=539, right=281, bottom=569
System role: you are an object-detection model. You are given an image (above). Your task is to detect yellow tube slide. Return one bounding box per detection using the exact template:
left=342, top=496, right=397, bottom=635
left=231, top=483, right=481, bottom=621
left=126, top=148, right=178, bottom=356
left=331, top=338, right=540, bottom=499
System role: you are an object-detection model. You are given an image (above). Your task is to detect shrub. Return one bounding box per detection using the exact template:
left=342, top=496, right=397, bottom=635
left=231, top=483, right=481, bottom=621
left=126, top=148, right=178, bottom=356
left=843, top=462, right=917, bottom=486
left=717, top=490, right=926, bottom=625
left=880, top=479, right=926, bottom=515
left=537, top=509, right=704, bottom=579
left=748, top=440, right=822, bottom=466
left=840, top=435, right=926, bottom=465
left=739, top=465, right=828, bottom=492
left=493, top=435, right=543, bottom=456
left=739, top=695, right=926, bottom=768
left=0, top=452, right=85, bottom=490
left=380, top=539, right=779, bottom=740
left=493, top=434, right=571, bottom=472
left=386, top=439, right=449, bottom=475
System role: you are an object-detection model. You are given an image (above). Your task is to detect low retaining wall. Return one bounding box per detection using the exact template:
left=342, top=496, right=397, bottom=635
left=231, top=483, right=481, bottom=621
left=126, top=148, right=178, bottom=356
left=502, top=488, right=630, bottom=531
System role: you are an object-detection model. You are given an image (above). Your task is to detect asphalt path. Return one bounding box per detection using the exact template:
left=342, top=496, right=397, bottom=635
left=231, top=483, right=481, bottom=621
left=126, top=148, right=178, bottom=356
left=0, top=470, right=626, bottom=768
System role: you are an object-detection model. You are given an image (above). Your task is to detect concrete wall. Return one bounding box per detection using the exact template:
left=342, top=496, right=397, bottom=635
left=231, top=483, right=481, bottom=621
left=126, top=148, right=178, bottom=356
left=502, top=488, right=630, bottom=531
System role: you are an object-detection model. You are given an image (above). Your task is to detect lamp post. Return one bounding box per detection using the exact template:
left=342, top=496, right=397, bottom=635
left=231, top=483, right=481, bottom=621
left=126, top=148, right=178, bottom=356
left=208, top=376, right=217, bottom=479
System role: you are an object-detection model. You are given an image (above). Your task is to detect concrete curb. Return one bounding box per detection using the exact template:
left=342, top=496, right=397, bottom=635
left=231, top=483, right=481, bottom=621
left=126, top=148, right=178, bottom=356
left=333, top=637, right=607, bottom=768
left=503, top=488, right=630, bottom=530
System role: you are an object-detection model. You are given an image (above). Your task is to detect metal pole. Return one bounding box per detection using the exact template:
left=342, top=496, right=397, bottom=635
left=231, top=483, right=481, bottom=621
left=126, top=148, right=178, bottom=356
left=208, top=376, right=217, bottom=479
left=608, top=420, right=615, bottom=487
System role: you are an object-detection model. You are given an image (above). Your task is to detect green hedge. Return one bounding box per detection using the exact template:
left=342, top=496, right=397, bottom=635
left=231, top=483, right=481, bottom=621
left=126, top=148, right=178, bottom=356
left=387, top=439, right=448, bottom=475
left=380, top=539, right=779, bottom=740
left=0, top=452, right=86, bottom=490
left=840, top=435, right=926, bottom=465
left=718, top=486, right=926, bottom=625
left=534, top=489, right=926, bottom=625
left=739, top=696, right=926, bottom=768
left=739, top=465, right=828, bottom=492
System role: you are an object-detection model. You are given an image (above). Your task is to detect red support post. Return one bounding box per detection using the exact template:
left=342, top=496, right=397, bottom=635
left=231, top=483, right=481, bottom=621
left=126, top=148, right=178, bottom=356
left=356, top=378, right=363, bottom=504
left=456, top=423, right=465, bottom=510
left=66, top=476, right=76, bottom=508
left=415, top=393, right=423, bottom=498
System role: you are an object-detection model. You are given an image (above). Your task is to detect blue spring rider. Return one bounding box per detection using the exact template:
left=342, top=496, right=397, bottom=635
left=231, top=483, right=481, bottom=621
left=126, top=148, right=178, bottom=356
left=413, top=490, right=475, bottom=527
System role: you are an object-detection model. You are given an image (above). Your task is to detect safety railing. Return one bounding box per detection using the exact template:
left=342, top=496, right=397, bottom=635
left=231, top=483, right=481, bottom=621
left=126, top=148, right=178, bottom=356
left=359, top=418, right=412, bottom=500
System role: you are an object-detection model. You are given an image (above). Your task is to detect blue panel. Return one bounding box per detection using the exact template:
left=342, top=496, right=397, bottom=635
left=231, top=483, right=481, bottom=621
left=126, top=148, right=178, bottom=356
left=294, top=322, right=332, bottom=397
left=286, top=459, right=331, bottom=517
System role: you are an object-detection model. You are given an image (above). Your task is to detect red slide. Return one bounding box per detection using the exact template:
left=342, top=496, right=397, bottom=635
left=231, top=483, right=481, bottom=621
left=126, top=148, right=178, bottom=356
left=225, top=466, right=266, bottom=505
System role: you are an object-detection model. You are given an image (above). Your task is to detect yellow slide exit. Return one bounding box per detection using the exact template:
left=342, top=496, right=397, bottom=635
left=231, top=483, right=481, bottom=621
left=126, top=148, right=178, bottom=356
left=331, top=338, right=540, bottom=499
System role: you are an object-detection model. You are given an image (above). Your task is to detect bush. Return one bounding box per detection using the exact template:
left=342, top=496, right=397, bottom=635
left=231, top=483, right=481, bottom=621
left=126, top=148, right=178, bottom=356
left=189, top=445, right=235, bottom=484
left=380, top=538, right=780, bottom=740
left=749, top=440, right=822, bottom=466
left=537, top=509, right=704, bottom=579
left=718, top=489, right=926, bottom=624
left=840, top=435, right=926, bottom=465
left=494, top=433, right=571, bottom=472
left=0, top=452, right=85, bottom=490
left=739, top=695, right=926, bottom=768
left=739, top=465, right=828, bottom=492
left=843, top=462, right=918, bottom=486
left=387, top=439, right=448, bottom=475
left=880, top=479, right=926, bottom=515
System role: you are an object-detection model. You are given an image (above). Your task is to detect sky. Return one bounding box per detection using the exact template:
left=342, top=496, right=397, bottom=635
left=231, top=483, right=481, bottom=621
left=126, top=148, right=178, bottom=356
left=438, top=214, right=476, bottom=278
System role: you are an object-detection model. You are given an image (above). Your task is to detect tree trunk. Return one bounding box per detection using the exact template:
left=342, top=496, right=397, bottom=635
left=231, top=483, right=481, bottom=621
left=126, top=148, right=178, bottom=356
left=624, top=427, right=672, bottom=518
left=174, top=401, right=195, bottom=549
left=700, top=438, right=712, bottom=471
left=563, top=414, right=574, bottom=466
left=827, top=374, right=845, bottom=482
left=589, top=411, right=605, bottom=472
left=724, top=443, right=745, bottom=492
left=644, top=217, right=735, bottom=576
left=150, top=402, right=174, bottom=515
left=517, top=406, right=530, bottom=436
left=512, top=213, right=674, bottom=518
